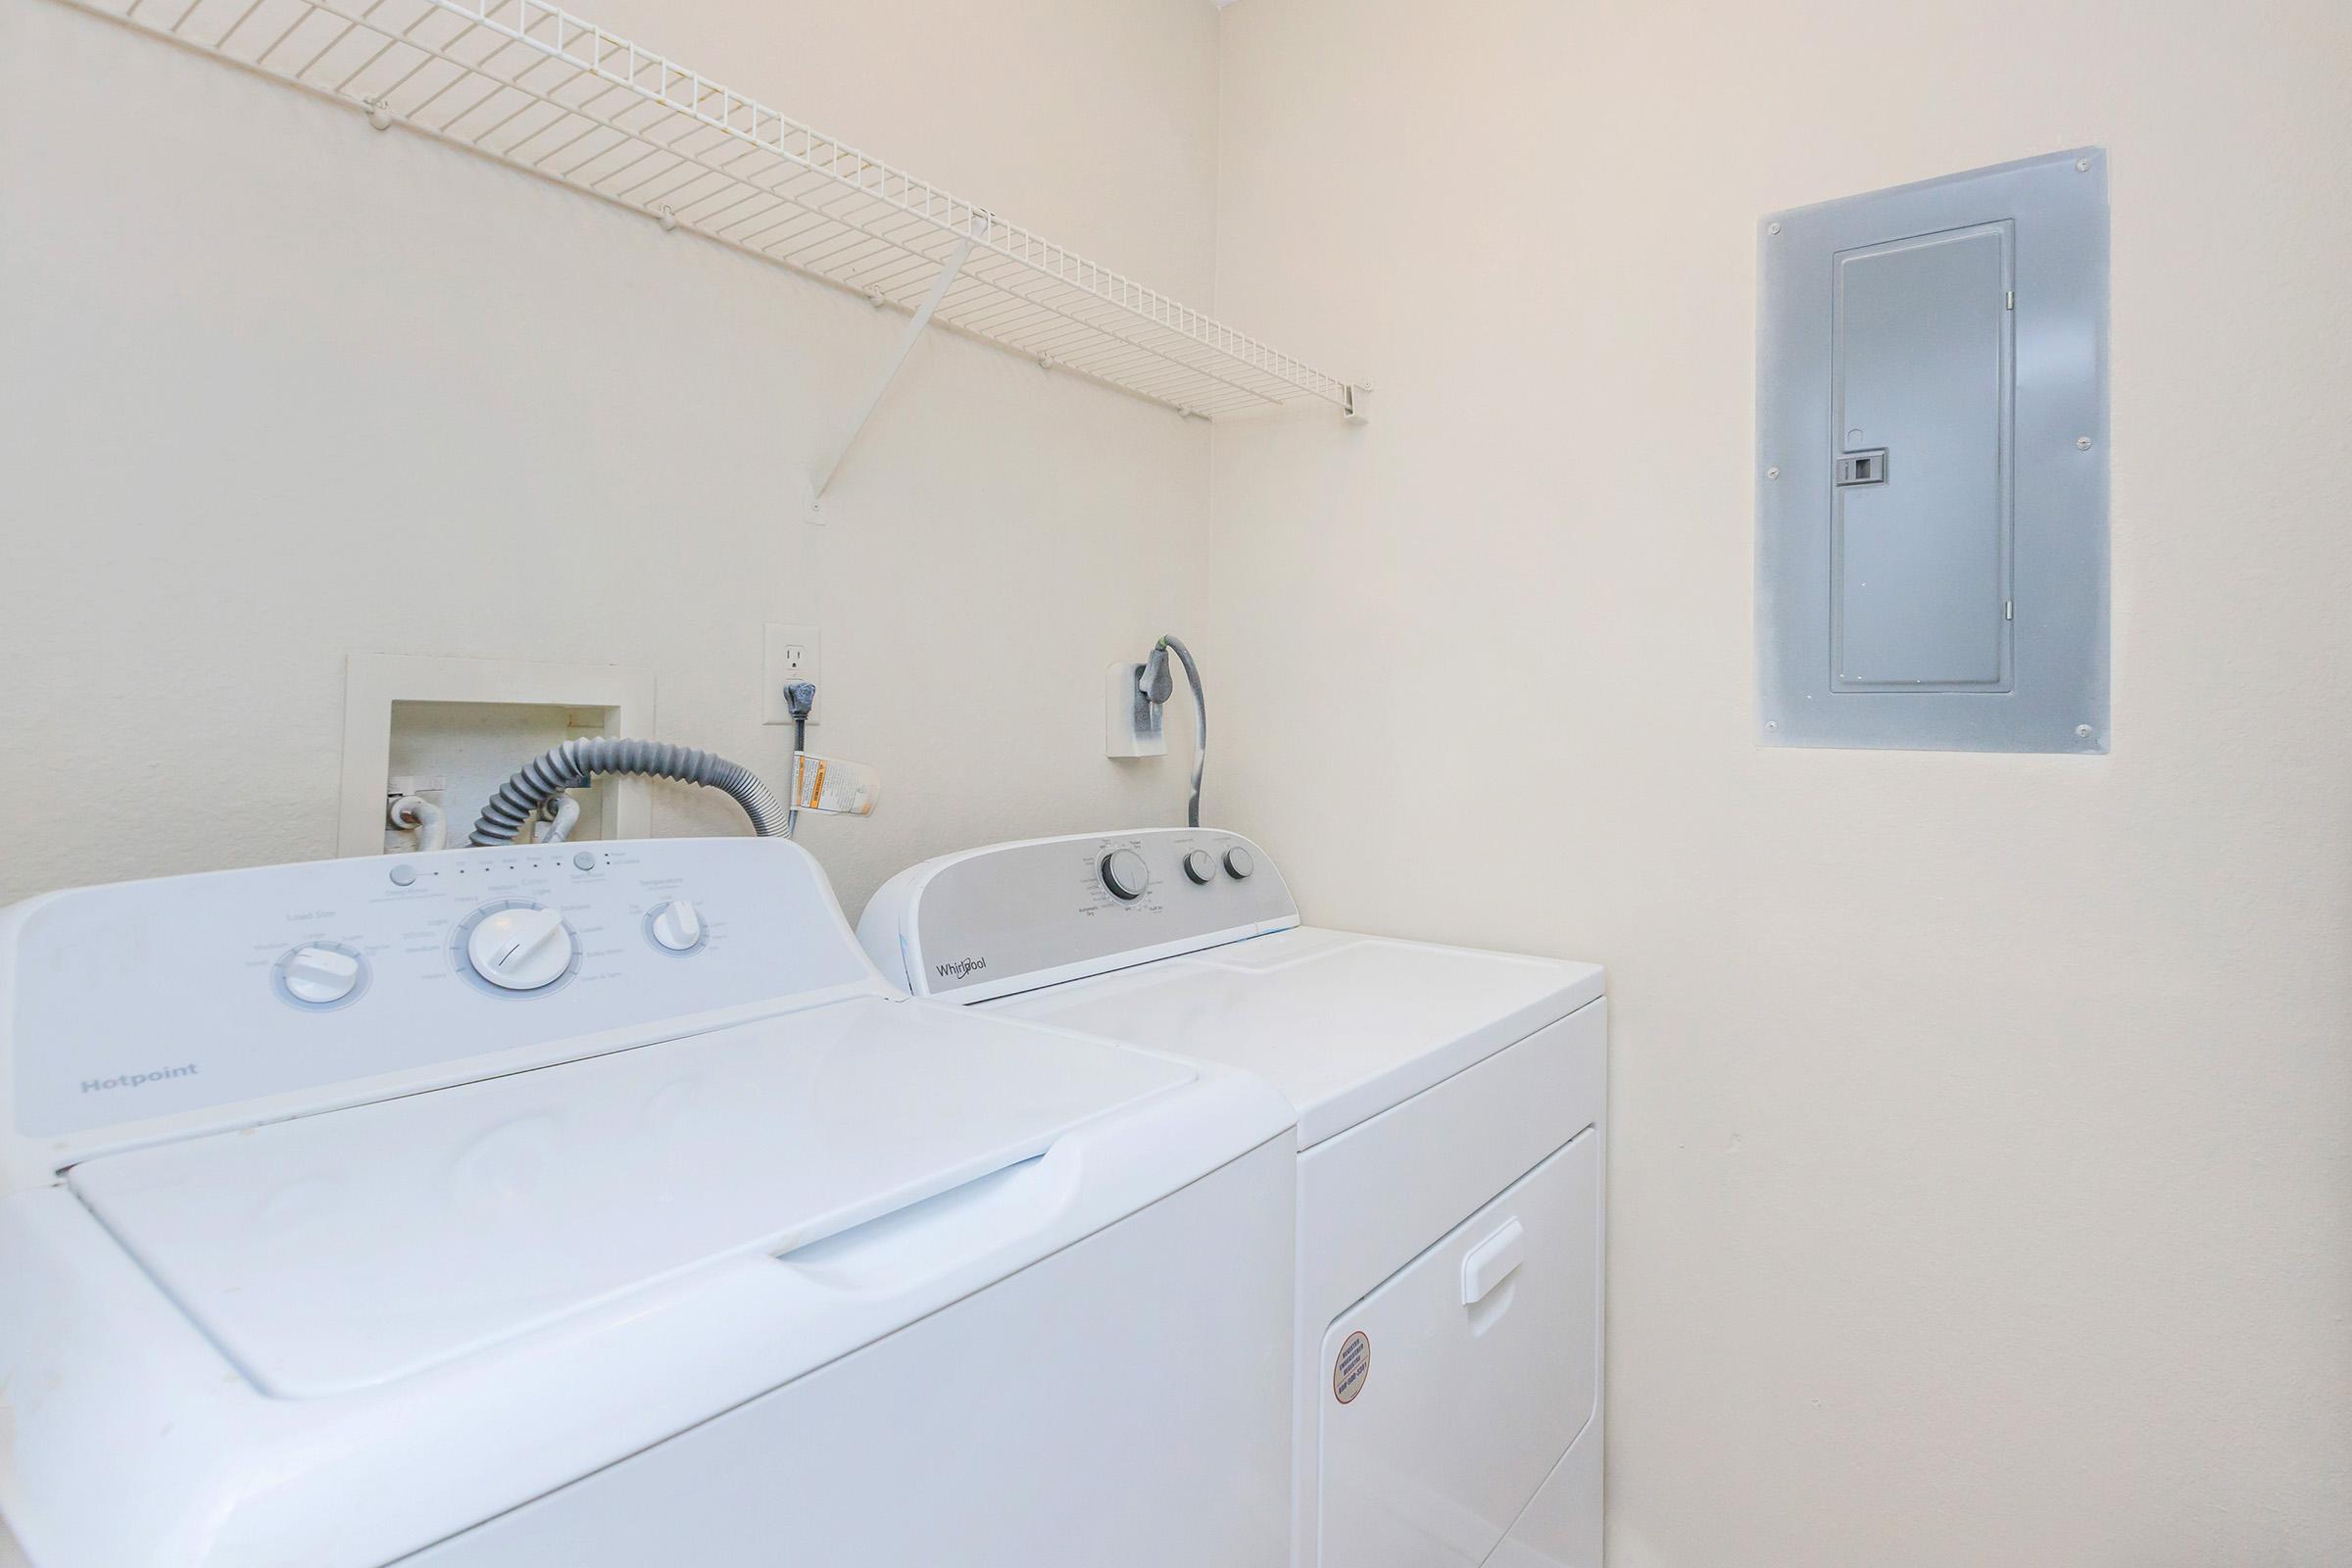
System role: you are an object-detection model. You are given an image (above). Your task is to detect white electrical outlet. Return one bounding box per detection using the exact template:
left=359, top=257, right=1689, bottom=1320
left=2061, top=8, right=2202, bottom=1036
left=763, top=623, right=822, bottom=726
left=1106, top=661, right=1166, bottom=758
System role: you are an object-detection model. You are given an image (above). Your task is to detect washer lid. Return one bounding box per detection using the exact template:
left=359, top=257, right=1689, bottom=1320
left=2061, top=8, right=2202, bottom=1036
left=67, top=997, right=1194, bottom=1397
left=987, top=928, right=1604, bottom=1147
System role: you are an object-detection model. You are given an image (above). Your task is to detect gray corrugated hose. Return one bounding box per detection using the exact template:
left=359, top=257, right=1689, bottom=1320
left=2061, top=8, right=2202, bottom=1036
left=467, top=738, right=785, bottom=846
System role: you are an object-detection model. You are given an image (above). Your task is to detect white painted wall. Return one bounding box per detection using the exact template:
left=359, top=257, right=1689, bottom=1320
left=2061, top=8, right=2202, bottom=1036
left=7, top=0, right=2351, bottom=1561
left=1207, top=0, right=2352, bottom=1562
left=0, top=0, right=1219, bottom=912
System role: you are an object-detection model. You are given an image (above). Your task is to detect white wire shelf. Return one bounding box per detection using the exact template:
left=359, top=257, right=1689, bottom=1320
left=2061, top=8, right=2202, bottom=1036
left=62, top=0, right=1360, bottom=421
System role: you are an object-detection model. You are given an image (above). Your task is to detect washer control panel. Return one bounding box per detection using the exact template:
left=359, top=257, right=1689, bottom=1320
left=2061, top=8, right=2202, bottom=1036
left=859, top=829, right=1297, bottom=1004
left=2, top=838, right=873, bottom=1152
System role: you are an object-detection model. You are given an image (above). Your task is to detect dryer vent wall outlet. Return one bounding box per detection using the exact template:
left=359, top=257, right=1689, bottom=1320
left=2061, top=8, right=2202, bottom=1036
left=1106, top=662, right=1166, bottom=759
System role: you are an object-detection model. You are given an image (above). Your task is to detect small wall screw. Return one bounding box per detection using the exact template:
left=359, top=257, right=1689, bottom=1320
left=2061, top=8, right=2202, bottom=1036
left=2075, top=157, right=2091, bottom=172
left=1766, top=466, right=1781, bottom=479
left=1768, top=221, right=1783, bottom=234
left=1765, top=720, right=1779, bottom=732
left=2075, top=724, right=2094, bottom=739
left=2076, top=435, right=2092, bottom=450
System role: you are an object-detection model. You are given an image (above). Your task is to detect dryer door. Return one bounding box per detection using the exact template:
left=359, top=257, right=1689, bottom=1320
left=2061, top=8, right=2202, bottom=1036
left=1316, top=1129, right=1599, bottom=1567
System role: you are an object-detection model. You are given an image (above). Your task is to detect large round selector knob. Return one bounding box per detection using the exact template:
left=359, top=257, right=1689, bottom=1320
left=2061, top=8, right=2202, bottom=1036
left=278, top=944, right=364, bottom=1006
left=1100, top=848, right=1151, bottom=902
left=466, top=905, right=576, bottom=991
left=1223, top=846, right=1255, bottom=880
left=648, top=900, right=705, bottom=953
left=1182, top=850, right=1216, bottom=884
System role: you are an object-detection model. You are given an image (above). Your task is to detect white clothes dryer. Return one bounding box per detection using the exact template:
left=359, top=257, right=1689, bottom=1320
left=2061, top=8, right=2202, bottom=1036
left=861, top=827, right=1607, bottom=1568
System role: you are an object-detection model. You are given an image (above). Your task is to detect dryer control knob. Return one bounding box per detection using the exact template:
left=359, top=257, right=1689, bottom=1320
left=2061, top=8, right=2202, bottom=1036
left=1100, top=849, right=1150, bottom=902
left=650, top=900, right=705, bottom=953
left=466, top=906, right=574, bottom=991
left=1223, top=847, right=1255, bottom=880
left=282, top=945, right=362, bottom=1005
left=1182, top=850, right=1215, bottom=884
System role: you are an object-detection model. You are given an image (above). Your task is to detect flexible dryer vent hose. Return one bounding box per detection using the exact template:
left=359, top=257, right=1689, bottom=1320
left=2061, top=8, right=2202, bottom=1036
left=467, top=738, right=786, bottom=846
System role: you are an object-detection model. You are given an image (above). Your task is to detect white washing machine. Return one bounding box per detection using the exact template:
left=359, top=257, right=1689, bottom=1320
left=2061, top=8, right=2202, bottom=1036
left=0, top=837, right=1298, bottom=1568
left=860, top=828, right=1608, bottom=1568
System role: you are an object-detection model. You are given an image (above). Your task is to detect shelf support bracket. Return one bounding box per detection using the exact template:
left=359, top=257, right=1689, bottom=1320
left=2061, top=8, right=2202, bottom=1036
left=808, top=231, right=977, bottom=517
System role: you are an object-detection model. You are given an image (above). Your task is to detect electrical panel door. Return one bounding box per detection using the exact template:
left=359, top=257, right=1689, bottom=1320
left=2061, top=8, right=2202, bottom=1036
left=1758, top=150, right=2107, bottom=752
left=1834, top=222, right=2011, bottom=690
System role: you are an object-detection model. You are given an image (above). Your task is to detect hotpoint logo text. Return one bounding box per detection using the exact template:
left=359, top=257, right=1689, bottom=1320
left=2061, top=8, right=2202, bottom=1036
left=82, top=1063, right=200, bottom=1095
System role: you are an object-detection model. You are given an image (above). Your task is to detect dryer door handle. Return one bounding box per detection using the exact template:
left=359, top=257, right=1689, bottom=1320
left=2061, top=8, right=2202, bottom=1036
left=1460, top=1217, right=1525, bottom=1306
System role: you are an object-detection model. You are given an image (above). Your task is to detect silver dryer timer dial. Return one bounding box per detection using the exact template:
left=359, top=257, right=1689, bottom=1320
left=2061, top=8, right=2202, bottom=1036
left=1099, top=849, right=1150, bottom=902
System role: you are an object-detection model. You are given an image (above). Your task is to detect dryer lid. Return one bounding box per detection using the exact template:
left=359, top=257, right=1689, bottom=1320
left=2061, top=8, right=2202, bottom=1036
left=988, top=928, right=1604, bottom=1147
left=68, top=997, right=1194, bottom=1397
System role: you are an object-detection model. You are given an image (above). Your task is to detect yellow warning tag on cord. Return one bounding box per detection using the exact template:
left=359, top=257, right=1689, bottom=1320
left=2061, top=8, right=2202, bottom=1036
left=789, top=753, right=879, bottom=816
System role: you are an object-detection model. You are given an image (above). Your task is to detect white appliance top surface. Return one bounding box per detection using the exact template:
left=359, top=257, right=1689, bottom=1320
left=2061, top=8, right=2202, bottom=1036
left=67, top=995, right=1193, bottom=1397
left=986, top=927, right=1604, bottom=1147
left=1, top=836, right=885, bottom=1188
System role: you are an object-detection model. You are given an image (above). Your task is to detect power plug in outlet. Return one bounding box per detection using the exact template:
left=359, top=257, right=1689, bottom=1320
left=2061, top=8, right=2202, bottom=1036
left=1106, top=661, right=1166, bottom=758
left=763, top=624, right=822, bottom=726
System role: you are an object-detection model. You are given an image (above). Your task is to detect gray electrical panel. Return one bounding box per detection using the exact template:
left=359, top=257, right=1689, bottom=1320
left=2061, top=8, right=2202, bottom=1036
left=1757, top=149, right=2109, bottom=753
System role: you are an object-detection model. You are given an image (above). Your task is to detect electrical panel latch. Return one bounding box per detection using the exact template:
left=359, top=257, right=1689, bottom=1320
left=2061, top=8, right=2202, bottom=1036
left=1836, top=449, right=1889, bottom=486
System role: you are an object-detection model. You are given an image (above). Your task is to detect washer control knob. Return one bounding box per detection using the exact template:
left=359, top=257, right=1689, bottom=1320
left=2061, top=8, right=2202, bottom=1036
left=649, top=900, right=705, bottom=953
left=1100, top=849, right=1150, bottom=902
left=466, top=906, right=574, bottom=991
left=282, top=945, right=363, bottom=1005
left=1182, top=850, right=1216, bottom=884
left=1224, top=847, right=1255, bottom=880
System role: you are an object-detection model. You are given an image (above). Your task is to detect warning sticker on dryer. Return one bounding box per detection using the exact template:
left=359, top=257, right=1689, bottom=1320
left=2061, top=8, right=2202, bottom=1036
left=1333, top=1330, right=1371, bottom=1404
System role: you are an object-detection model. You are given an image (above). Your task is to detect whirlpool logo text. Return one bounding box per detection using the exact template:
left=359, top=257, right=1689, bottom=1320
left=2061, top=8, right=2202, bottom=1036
left=935, top=956, right=988, bottom=980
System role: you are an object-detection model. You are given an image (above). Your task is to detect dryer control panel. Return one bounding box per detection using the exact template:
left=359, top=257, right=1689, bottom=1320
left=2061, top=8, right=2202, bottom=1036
left=0, top=838, right=876, bottom=1180
left=858, top=829, right=1298, bottom=1004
